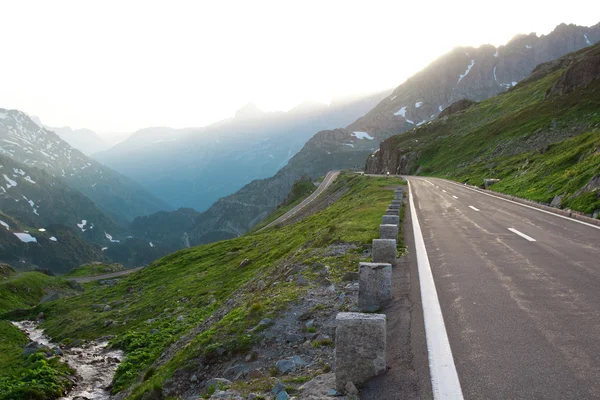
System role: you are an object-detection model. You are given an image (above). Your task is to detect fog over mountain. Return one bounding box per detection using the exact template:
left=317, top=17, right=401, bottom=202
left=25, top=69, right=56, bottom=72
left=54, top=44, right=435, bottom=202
left=94, top=91, right=389, bottom=211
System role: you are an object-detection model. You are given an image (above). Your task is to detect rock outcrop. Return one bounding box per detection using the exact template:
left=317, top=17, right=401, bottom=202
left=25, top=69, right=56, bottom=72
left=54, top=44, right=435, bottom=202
left=438, top=99, right=477, bottom=119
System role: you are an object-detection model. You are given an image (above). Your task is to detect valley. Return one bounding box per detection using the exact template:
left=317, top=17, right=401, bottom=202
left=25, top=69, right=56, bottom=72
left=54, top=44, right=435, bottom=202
left=0, top=12, right=599, bottom=400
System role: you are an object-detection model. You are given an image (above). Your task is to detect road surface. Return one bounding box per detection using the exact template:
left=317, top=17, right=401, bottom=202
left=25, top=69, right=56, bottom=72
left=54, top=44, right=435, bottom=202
left=259, top=170, right=340, bottom=231
left=68, top=267, right=144, bottom=283
left=395, top=176, right=600, bottom=399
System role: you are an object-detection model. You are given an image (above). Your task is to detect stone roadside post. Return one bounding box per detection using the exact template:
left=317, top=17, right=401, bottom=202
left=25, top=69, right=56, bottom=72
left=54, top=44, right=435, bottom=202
left=335, top=312, right=387, bottom=390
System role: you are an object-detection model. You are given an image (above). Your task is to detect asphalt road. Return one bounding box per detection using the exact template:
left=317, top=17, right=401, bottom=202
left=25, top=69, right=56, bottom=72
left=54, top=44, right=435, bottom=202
left=259, top=170, right=340, bottom=231
left=67, top=267, right=143, bottom=283
left=405, top=176, right=600, bottom=399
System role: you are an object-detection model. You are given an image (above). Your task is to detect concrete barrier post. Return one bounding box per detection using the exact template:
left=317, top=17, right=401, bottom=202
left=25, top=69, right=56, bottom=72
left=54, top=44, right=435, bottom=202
left=382, top=215, right=399, bottom=225
left=335, top=312, right=386, bottom=390
left=372, top=239, right=396, bottom=265
left=358, top=262, right=392, bottom=312
left=388, top=204, right=400, bottom=209
left=379, top=224, right=398, bottom=240
left=385, top=209, right=399, bottom=216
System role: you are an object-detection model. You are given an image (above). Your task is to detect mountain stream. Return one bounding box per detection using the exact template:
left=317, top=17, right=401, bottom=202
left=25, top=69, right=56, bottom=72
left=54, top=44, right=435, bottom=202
left=12, top=321, right=123, bottom=400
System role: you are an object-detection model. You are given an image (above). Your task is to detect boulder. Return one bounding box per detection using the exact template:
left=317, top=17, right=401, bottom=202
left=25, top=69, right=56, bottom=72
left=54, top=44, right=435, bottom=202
left=275, top=359, right=297, bottom=374
left=239, top=259, right=251, bottom=268
left=335, top=313, right=386, bottom=390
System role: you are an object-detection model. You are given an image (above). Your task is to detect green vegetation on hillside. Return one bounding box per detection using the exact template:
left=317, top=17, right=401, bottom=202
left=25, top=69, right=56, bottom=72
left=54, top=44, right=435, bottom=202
left=63, top=263, right=125, bottom=278
left=0, top=273, right=76, bottom=400
left=251, top=177, right=317, bottom=231
left=16, top=173, right=403, bottom=399
left=376, top=44, right=600, bottom=215
left=0, top=272, right=71, bottom=315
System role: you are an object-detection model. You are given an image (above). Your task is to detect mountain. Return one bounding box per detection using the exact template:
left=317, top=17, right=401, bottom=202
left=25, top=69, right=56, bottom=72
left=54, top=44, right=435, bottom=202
left=0, top=154, right=113, bottom=273
left=46, top=126, right=110, bottom=155
left=93, top=91, right=390, bottom=211
left=366, top=42, right=600, bottom=217
left=187, top=22, right=599, bottom=243
left=0, top=109, right=171, bottom=224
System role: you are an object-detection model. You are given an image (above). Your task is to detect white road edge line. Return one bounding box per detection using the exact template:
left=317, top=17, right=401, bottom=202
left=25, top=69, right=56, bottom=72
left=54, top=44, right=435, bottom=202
left=443, top=179, right=600, bottom=231
left=407, top=180, right=464, bottom=400
left=468, top=205, right=480, bottom=211
left=508, top=228, right=537, bottom=242
left=452, top=195, right=458, bottom=199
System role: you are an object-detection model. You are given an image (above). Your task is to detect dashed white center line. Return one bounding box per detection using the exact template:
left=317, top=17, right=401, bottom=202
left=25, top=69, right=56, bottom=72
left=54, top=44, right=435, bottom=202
left=508, top=228, right=537, bottom=242
left=424, top=179, right=435, bottom=186
left=452, top=195, right=458, bottom=199
left=442, top=190, right=447, bottom=193
left=468, top=205, right=480, bottom=211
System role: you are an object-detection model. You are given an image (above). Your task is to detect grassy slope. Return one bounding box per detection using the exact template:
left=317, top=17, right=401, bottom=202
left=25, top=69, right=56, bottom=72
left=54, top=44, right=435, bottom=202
left=24, top=173, right=403, bottom=398
left=386, top=54, right=600, bottom=214
left=62, top=263, right=124, bottom=278
left=250, top=179, right=317, bottom=231
left=0, top=273, right=75, bottom=400
left=0, top=272, right=71, bottom=314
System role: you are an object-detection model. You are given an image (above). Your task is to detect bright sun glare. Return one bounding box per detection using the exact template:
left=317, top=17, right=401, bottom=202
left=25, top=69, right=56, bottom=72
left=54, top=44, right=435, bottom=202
left=0, top=0, right=598, bottom=134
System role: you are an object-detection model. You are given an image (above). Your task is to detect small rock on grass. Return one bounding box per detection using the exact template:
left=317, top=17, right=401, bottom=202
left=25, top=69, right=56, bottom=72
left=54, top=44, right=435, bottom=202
left=275, top=391, right=290, bottom=400
left=276, top=359, right=297, bottom=374
left=272, top=380, right=285, bottom=395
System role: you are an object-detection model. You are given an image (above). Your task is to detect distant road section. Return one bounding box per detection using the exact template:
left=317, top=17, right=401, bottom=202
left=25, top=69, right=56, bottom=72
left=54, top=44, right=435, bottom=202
left=259, top=170, right=340, bottom=231
left=67, top=267, right=144, bottom=283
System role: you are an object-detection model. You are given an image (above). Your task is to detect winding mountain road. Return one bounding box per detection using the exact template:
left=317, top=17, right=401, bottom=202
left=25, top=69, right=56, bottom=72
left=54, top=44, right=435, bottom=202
left=379, top=176, right=600, bottom=399
left=258, top=170, right=340, bottom=231
left=67, top=267, right=144, bottom=283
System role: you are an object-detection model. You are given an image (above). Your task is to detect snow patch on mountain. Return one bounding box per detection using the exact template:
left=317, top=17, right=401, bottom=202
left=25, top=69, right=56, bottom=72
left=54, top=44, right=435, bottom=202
left=457, top=60, right=475, bottom=84
left=77, top=219, right=87, bottom=231
left=415, top=102, right=423, bottom=108
left=105, top=232, right=120, bottom=243
left=3, top=174, right=17, bottom=188
left=0, top=220, right=9, bottom=230
left=584, top=33, right=592, bottom=45
left=49, top=236, right=57, bottom=242
left=393, top=106, right=407, bottom=117
left=352, top=131, right=374, bottom=140
left=14, top=232, right=37, bottom=243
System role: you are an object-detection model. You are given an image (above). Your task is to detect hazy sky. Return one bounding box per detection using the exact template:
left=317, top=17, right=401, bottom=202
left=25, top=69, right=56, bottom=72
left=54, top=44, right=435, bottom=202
left=1, top=0, right=598, bottom=136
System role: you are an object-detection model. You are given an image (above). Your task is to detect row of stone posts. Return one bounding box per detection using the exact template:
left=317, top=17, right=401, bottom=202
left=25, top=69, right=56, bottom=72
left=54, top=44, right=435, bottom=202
left=335, top=187, right=404, bottom=391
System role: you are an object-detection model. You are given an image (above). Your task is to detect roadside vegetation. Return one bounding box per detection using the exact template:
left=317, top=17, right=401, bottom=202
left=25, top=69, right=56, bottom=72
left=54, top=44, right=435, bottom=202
left=377, top=44, right=600, bottom=216
left=1, top=173, right=404, bottom=399
left=250, top=177, right=317, bottom=231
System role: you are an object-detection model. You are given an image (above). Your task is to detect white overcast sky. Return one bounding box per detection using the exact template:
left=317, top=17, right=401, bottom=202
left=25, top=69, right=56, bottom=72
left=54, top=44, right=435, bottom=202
left=0, top=0, right=598, bottom=135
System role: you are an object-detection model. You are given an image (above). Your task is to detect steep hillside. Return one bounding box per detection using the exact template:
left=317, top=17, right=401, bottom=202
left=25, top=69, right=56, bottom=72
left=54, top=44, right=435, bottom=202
left=366, top=43, right=600, bottom=217
left=93, top=92, right=388, bottom=211
left=0, top=110, right=170, bottom=224
left=6, top=174, right=403, bottom=399
left=189, top=22, right=599, bottom=243
left=46, top=126, right=110, bottom=156
left=0, top=154, right=116, bottom=272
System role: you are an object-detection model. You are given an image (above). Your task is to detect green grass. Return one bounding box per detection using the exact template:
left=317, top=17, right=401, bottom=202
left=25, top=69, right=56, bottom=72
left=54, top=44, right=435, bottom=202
left=0, top=272, right=71, bottom=315
left=18, top=173, right=403, bottom=399
left=63, top=263, right=125, bottom=278
left=0, top=296, right=74, bottom=399
left=379, top=44, right=600, bottom=215
left=250, top=178, right=317, bottom=231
